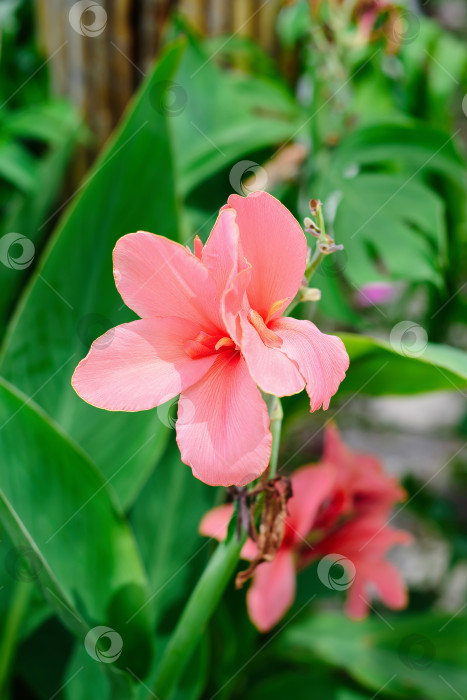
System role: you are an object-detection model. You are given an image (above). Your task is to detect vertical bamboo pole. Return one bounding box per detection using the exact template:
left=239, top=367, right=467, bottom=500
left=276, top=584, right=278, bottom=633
left=34, top=0, right=285, bottom=158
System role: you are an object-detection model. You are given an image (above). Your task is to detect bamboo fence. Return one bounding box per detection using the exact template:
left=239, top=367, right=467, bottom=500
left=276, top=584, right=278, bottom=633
left=34, top=0, right=284, bottom=157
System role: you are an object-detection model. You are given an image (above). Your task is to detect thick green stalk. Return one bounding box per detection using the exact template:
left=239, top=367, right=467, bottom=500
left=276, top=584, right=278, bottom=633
left=152, top=398, right=284, bottom=699
left=152, top=532, right=245, bottom=699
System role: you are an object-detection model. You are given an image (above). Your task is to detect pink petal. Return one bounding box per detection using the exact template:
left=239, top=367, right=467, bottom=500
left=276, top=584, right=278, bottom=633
left=203, top=208, right=252, bottom=336
left=247, top=550, right=296, bottom=632
left=270, top=317, right=349, bottom=411
left=310, top=515, right=411, bottom=618
left=199, top=504, right=233, bottom=541
left=113, top=232, right=219, bottom=333
left=323, top=425, right=406, bottom=517
left=72, top=317, right=216, bottom=411
left=344, top=577, right=369, bottom=619
left=199, top=504, right=258, bottom=560
left=237, top=311, right=305, bottom=396
left=176, top=351, right=272, bottom=487
left=227, top=192, right=307, bottom=319
left=202, top=208, right=244, bottom=298
left=345, top=559, right=409, bottom=619
left=287, top=465, right=336, bottom=543
left=222, top=266, right=252, bottom=344
left=367, top=560, right=409, bottom=610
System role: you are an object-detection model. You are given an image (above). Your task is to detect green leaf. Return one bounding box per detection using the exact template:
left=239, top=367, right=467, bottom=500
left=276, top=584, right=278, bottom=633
left=0, top=43, right=190, bottom=508
left=339, top=332, right=467, bottom=396
left=316, top=123, right=466, bottom=289
left=0, top=103, right=82, bottom=334
left=1, top=100, right=86, bottom=145
left=0, top=140, right=36, bottom=190
left=401, top=18, right=467, bottom=132
left=244, top=669, right=373, bottom=700
left=0, top=377, right=153, bottom=679
left=64, top=642, right=136, bottom=700
left=171, top=31, right=302, bottom=194
left=275, top=612, right=467, bottom=700
left=131, top=443, right=217, bottom=630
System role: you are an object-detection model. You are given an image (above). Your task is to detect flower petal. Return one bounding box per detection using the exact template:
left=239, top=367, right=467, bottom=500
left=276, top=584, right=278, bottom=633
left=199, top=504, right=233, bottom=541
left=247, top=550, right=296, bottom=632
left=199, top=504, right=258, bottom=560
left=202, top=209, right=244, bottom=297
left=287, top=465, right=336, bottom=543
left=270, top=317, right=349, bottom=411
left=113, top=231, right=218, bottom=332
left=310, top=515, right=412, bottom=619
left=72, top=317, right=216, bottom=411
left=237, top=312, right=305, bottom=396
left=203, top=208, right=251, bottom=334
left=176, top=351, right=272, bottom=487
left=323, top=424, right=406, bottom=516
left=345, top=559, right=409, bottom=619
left=227, top=192, right=307, bottom=319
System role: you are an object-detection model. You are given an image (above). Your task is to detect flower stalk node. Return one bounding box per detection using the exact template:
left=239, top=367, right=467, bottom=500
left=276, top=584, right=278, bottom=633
left=236, top=476, right=293, bottom=589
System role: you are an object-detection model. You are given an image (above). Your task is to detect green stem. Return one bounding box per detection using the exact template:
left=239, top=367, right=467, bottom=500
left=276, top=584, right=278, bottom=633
left=268, top=396, right=283, bottom=479
left=286, top=204, right=328, bottom=318
left=152, top=398, right=284, bottom=699
left=0, top=580, right=32, bottom=696
left=152, top=533, right=245, bottom=699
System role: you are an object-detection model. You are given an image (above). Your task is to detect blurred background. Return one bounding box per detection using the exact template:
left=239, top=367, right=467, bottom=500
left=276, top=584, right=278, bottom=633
left=1, top=0, right=467, bottom=698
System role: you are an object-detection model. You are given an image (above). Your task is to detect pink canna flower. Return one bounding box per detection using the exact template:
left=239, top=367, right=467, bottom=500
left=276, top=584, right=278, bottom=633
left=72, top=192, right=349, bottom=487
left=199, top=425, right=411, bottom=631
left=315, top=423, right=407, bottom=524
left=200, top=464, right=334, bottom=632
left=309, top=514, right=412, bottom=619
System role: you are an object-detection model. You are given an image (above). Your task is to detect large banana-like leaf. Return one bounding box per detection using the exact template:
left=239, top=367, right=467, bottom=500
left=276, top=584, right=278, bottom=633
left=0, top=377, right=153, bottom=680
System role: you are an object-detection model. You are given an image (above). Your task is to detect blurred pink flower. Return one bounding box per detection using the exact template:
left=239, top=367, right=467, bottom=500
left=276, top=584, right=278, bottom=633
left=356, top=281, right=396, bottom=307
left=72, top=192, right=349, bottom=487
left=200, top=425, right=411, bottom=631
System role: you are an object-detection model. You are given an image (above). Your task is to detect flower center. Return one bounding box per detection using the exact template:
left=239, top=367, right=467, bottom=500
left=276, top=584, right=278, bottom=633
left=247, top=309, right=282, bottom=348
left=184, top=331, right=235, bottom=359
